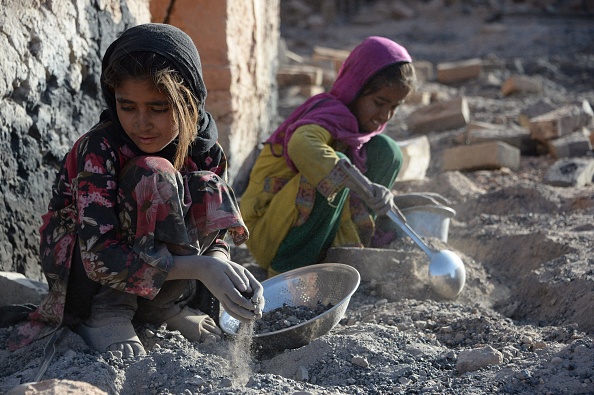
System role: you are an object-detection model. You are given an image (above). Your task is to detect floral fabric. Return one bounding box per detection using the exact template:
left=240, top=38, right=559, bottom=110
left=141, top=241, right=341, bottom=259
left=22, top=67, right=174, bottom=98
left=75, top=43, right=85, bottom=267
left=8, top=121, right=247, bottom=350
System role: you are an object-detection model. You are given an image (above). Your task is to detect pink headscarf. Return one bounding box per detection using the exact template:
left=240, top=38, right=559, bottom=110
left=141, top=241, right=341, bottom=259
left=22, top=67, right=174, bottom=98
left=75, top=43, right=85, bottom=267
left=266, top=36, right=412, bottom=172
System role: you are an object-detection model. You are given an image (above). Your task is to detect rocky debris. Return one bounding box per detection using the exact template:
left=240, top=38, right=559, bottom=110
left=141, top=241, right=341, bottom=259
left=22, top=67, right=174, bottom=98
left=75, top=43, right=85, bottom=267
left=456, top=345, right=504, bottom=374
left=5, top=379, right=108, bottom=395
left=543, top=157, right=594, bottom=187
left=254, top=302, right=334, bottom=334
left=0, top=272, right=47, bottom=305
left=2, top=1, right=594, bottom=394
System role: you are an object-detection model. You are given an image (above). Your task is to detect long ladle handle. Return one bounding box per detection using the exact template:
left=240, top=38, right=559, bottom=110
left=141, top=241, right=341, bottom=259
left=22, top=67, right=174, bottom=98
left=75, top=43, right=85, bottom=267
left=385, top=210, right=434, bottom=257
left=337, top=159, right=435, bottom=257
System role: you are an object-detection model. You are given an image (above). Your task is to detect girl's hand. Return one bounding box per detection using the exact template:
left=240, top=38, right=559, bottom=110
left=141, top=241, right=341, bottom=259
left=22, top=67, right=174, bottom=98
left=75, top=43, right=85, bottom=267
left=367, top=183, right=394, bottom=217
left=199, top=255, right=264, bottom=322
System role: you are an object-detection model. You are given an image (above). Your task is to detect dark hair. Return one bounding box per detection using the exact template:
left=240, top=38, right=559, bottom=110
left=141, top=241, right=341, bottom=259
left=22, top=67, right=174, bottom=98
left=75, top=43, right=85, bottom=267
left=358, top=62, right=417, bottom=99
left=102, top=52, right=199, bottom=170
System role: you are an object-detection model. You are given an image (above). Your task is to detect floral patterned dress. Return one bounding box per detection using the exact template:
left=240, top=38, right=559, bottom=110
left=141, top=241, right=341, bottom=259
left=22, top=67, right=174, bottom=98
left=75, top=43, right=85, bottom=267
left=8, top=119, right=248, bottom=350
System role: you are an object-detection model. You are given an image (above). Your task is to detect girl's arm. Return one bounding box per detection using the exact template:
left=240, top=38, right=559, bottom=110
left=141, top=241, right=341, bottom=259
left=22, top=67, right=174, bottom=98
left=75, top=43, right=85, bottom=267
left=287, top=124, right=339, bottom=186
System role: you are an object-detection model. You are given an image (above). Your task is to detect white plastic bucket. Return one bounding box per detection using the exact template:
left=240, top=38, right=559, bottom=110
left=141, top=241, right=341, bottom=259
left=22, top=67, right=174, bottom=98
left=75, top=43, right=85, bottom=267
left=396, top=205, right=456, bottom=243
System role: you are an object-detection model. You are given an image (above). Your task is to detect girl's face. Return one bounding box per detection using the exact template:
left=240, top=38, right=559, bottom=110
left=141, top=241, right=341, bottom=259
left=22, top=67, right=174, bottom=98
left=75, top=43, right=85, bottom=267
left=115, top=78, right=178, bottom=153
left=349, top=84, right=409, bottom=134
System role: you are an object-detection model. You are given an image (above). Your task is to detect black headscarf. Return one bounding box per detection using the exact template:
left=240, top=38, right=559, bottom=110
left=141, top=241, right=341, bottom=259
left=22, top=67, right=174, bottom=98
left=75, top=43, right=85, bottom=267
left=100, top=23, right=218, bottom=158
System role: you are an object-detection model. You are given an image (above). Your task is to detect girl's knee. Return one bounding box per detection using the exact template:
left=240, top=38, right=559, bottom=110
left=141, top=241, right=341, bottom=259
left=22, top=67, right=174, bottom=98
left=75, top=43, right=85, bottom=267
left=119, top=156, right=183, bottom=198
left=364, top=134, right=403, bottom=185
left=123, top=156, right=176, bottom=174
left=367, top=134, right=402, bottom=160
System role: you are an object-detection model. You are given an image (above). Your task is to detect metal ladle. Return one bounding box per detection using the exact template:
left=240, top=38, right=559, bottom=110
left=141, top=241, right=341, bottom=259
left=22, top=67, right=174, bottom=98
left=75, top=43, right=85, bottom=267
left=338, top=159, right=466, bottom=299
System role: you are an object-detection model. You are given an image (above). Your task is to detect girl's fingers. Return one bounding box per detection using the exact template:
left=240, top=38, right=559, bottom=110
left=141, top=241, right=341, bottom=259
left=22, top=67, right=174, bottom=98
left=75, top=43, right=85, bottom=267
left=227, top=266, right=252, bottom=292
left=219, top=262, right=265, bottom=318
left=222, top=277, right=260, bottom=311
left=250, top=282, right=264, bottom=303
left=246, top=274, right=265, bottom=315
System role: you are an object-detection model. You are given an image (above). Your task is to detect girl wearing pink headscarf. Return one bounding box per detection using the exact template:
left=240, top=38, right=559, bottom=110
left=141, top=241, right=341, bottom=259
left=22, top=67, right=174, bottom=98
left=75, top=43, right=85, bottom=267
left=240, top=36, right=417, bottom=276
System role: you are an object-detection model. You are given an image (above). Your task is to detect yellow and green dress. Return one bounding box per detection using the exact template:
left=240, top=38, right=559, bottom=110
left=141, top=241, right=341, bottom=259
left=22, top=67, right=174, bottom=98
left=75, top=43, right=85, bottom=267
left=240, top=124, right=402, bottom=276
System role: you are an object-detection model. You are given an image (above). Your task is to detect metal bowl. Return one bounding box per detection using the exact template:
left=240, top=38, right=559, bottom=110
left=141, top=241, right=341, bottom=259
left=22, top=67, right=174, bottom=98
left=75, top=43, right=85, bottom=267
left=220, top=263, right=360, bottom=354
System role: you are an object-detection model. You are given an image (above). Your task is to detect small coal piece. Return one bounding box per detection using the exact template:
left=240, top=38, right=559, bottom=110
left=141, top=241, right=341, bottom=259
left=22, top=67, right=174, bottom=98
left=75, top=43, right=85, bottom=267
left=254, top=301, right=334, bottom=334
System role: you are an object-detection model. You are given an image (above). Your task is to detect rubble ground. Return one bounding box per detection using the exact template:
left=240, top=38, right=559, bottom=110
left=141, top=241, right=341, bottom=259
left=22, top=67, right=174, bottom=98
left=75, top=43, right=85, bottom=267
left=2, top=1, right=594, bottom=394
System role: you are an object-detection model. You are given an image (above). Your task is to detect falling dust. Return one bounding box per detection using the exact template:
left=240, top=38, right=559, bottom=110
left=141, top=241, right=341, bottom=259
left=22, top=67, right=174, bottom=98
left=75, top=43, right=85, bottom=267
left=226, top=319, right=255, bottom=386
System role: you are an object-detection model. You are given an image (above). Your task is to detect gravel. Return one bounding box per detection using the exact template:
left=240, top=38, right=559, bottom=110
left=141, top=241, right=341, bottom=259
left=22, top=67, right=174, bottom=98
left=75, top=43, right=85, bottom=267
left=2, top=1, right=594, bottom=394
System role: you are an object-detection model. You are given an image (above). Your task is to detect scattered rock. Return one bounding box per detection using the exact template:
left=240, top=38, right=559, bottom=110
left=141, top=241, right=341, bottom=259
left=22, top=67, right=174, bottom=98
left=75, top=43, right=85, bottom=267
left=2, top=2, right=594, bottom=395
left=456, top=345, right=504, bottom=374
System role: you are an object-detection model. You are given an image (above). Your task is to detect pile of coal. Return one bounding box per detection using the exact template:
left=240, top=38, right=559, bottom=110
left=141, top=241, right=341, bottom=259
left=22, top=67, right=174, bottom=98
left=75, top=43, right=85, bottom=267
left=254, top=301, right=334, bottom=333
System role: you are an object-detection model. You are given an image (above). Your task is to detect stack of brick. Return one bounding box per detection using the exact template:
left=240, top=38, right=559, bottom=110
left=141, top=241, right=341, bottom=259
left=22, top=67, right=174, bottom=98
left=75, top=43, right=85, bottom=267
left=277, top=63, right=325, bottom=98
left=528, top=100, right=593, bottom=158
left=401, top=56, right=593, bottom=178
left=275, top=44, right=594, bottom=184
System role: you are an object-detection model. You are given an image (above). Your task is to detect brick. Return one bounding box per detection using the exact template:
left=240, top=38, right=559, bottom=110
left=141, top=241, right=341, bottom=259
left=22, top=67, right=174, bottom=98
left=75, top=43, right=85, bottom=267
left=442, top=141, right=520, bottom=171
left=437, top=58, right=482, bottom=84
left=547, top=129, right=593, bottom=159
left=529, top=100, right=594, bottom=143
left=277, top=64, right=323, bottom=86
left=312, top=46, right=350, bottom=62
left=280, top=85, right=325, bottom=103
left=307, top=60, right=338, bottom=87
left=202, top=65, right=232, bottom=91
left=312, top=46, right=350, bottom=75
left=297, top=84, right=325, bottom=97
left=150, top=0, right=169, bottom=23
left=481, top=56, right=506, bottom=73
left=408, top=97, right=470, bottom=134
left=169, top=0, right=228, bottom=64
left=501, top=75, right=542, bottom=96
left=458, top=121, right=536, bottom=155
left=518, top=99, right=556, bottom=127
left=543, top=158, right=594, bottom=187
left=413, top=60, right=434, bottom=83
left=406, top=90, right=431, bottom=105
left=395, top=135, right=431, bottom=181
left=0, top=271, right=48, bottom=305
left=204, top=90, right=232, bottom=119
left=279, top=39, right=305, bottom=64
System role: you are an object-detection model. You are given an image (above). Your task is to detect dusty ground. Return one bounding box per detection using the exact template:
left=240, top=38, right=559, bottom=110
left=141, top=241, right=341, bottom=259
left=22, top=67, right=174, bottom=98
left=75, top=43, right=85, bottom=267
left=2, top=1, right=594, bottom=394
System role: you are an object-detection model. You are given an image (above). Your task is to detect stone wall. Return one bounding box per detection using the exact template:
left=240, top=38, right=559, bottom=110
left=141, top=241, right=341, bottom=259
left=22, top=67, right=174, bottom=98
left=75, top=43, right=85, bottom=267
left=0, top=0, right=280, bottom=281
left=0, top=0, right=151, bottom=281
